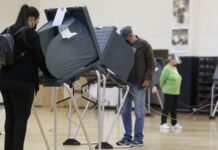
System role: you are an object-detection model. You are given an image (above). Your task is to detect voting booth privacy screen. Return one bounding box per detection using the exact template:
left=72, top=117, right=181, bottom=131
left=38, top=6, right=135, bottom=84
left=151, top=58, right=164, bottom=86
left=94, top=27, right=135, bottom=82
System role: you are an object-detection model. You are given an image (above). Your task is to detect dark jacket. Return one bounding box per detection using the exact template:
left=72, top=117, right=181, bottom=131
left=0, top=25, right=51, bottom=91
left=128, top=37, right=155, bottom=89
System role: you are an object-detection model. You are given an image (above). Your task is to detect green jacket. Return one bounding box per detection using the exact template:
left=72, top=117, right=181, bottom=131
left=160, top=65, right=182, bottom=95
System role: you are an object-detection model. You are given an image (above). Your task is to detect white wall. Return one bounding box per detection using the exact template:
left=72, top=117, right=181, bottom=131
left=191, top=0, right=218, bottom=56
left=0, top=0, right=39, bottom=31
left=0, top=0, right=217, bottom=56
left=39, top=0, right=172, bottom=50
left=38, top=0, right=218, bottom=56
left=0, top=0, right=172, bottom=50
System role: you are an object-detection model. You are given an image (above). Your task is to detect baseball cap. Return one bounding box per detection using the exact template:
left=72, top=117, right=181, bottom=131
left=120, top=26, right=133, bottom=39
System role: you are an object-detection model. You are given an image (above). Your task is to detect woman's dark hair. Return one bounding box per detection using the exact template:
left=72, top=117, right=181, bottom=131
left=15, top=4, right=40, bottom=27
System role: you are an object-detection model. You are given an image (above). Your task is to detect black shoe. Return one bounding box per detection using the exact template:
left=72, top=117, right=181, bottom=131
left=116, top=138, right=132, bottom=146
left=130, top=139, right=143, bottom=147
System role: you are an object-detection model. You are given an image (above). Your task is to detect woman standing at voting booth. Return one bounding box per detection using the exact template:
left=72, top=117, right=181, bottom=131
left=0, top=5, right=51, bottom=150
left=160, top=53, right=183, bottom=130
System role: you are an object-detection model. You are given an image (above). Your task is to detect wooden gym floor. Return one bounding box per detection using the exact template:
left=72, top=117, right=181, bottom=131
left=0, top=107, right=218, bottom=150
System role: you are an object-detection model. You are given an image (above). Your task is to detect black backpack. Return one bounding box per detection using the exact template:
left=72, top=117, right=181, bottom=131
left=0, top=27, right=27, bottom=66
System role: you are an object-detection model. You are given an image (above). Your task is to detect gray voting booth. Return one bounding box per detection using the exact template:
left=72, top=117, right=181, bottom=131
left=37, top=6, right=135, bottom=150
left=38, top=6, right=134, bottom=83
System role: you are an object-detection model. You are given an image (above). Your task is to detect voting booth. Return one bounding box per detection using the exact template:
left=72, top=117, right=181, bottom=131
left=38, top=7, right=134, bottom=83
left=37, top=6, right=135, bottom=150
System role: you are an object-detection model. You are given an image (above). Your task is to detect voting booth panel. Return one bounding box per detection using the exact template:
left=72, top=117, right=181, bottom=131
left=38, top=7, right=101, bottom=81
left=177, top=57, right=199, bottom=111
left=38, top=6, right=135, bottom=85
left=151, top=58, right=164, bottom=87
left=46, top=20, right=97, bottom=79
left=95, top=27, right=135, bottom=83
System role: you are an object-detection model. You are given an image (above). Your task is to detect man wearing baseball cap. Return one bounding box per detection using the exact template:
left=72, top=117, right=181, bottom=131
left=117, top=26, right=155, bottom=147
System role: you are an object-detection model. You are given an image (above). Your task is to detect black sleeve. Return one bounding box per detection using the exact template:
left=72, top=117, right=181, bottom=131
left=143, top=42, right=155, bottom=81
left=25, top=29, right=52, bottom=77
left=135, top=47, right=147, bottom=85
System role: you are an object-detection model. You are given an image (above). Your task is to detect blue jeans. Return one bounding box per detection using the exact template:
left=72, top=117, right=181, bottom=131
left=122, top=84, right=146, bottom=141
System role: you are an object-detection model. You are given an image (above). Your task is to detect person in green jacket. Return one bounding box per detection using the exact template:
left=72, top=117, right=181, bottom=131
left=160, top=53, right=182, bottom=130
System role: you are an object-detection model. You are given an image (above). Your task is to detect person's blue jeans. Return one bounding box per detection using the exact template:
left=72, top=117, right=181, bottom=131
left=122, top=83, right=146, bottom=141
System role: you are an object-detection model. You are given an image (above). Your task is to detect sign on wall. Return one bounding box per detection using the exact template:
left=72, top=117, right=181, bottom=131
left=172, top=0, right=189, bottom=52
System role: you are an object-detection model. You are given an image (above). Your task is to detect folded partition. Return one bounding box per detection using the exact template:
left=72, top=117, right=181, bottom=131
left=95, top=27, right=134, bottom=82
left=44, top=6, right=102, bottom=59
left=46, top=18, right=97, bottom=79
left=151, top=58, right=164, bottom=87
left=37, top=21, right=58, bottom=55
left=38, top=6, right=101, bottom=80
left=213, top=63, right=218, bottom=81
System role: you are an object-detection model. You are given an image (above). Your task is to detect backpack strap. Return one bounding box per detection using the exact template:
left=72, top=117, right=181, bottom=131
left=6, top=26, right=28, bottom=36
left=14, top=26, right=28, bottom=36
left=10, top=26, right=29, bottom=62
left=6, top=27, right=11, bottom=34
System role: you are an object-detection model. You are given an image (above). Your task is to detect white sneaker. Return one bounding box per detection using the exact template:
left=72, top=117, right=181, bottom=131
left=172, top=124, right=183, bottom=130
left=160, top=123, right=169, bottom=130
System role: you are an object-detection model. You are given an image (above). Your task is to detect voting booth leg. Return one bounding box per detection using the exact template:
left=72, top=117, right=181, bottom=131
left=99, top=86, right=130, bottom=149
left=67, top=88, right=73, bottom=139
left=63, top=83, right=93, bottom=150
left=63, top=93, right=80, bottom=145
left=210, top=83, right=216, bottom=119
left=32, top=87, right=59, bottom=150
left=0, top=107, right=5, bottom=135
left=96, top=70, right=102, bottom=150
left=153, top=86, right=163, bottom=109
left=33, top=105, right=51, bottom=150
left=101, top=75, right=107, bottom=145
left=209, top=83, right=218, bottom=119
left=73, top=100, right=90, bottom=138
left=51, top=87, right=58, bottom=150
left=63, top=81, right=85, bottom=145
left=95, top=74, right=112, bottom=149
left=212, top=101, right=218, bottom=118
left=116, top=88, right=122, bottom=113
left=145, top=86, right=164, bottom=117
left=145, top=88, right=151, bottom=116
left=0, top=107, right=4, bottom=121
left=63, top=100, right=91, bottom=145
left=63, top=87, right=82, bottom=146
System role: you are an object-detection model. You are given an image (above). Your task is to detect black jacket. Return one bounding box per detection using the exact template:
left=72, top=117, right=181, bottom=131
left=128, top=37, right=155, bottom=89
left=0, top=25, right=51, bottom=91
